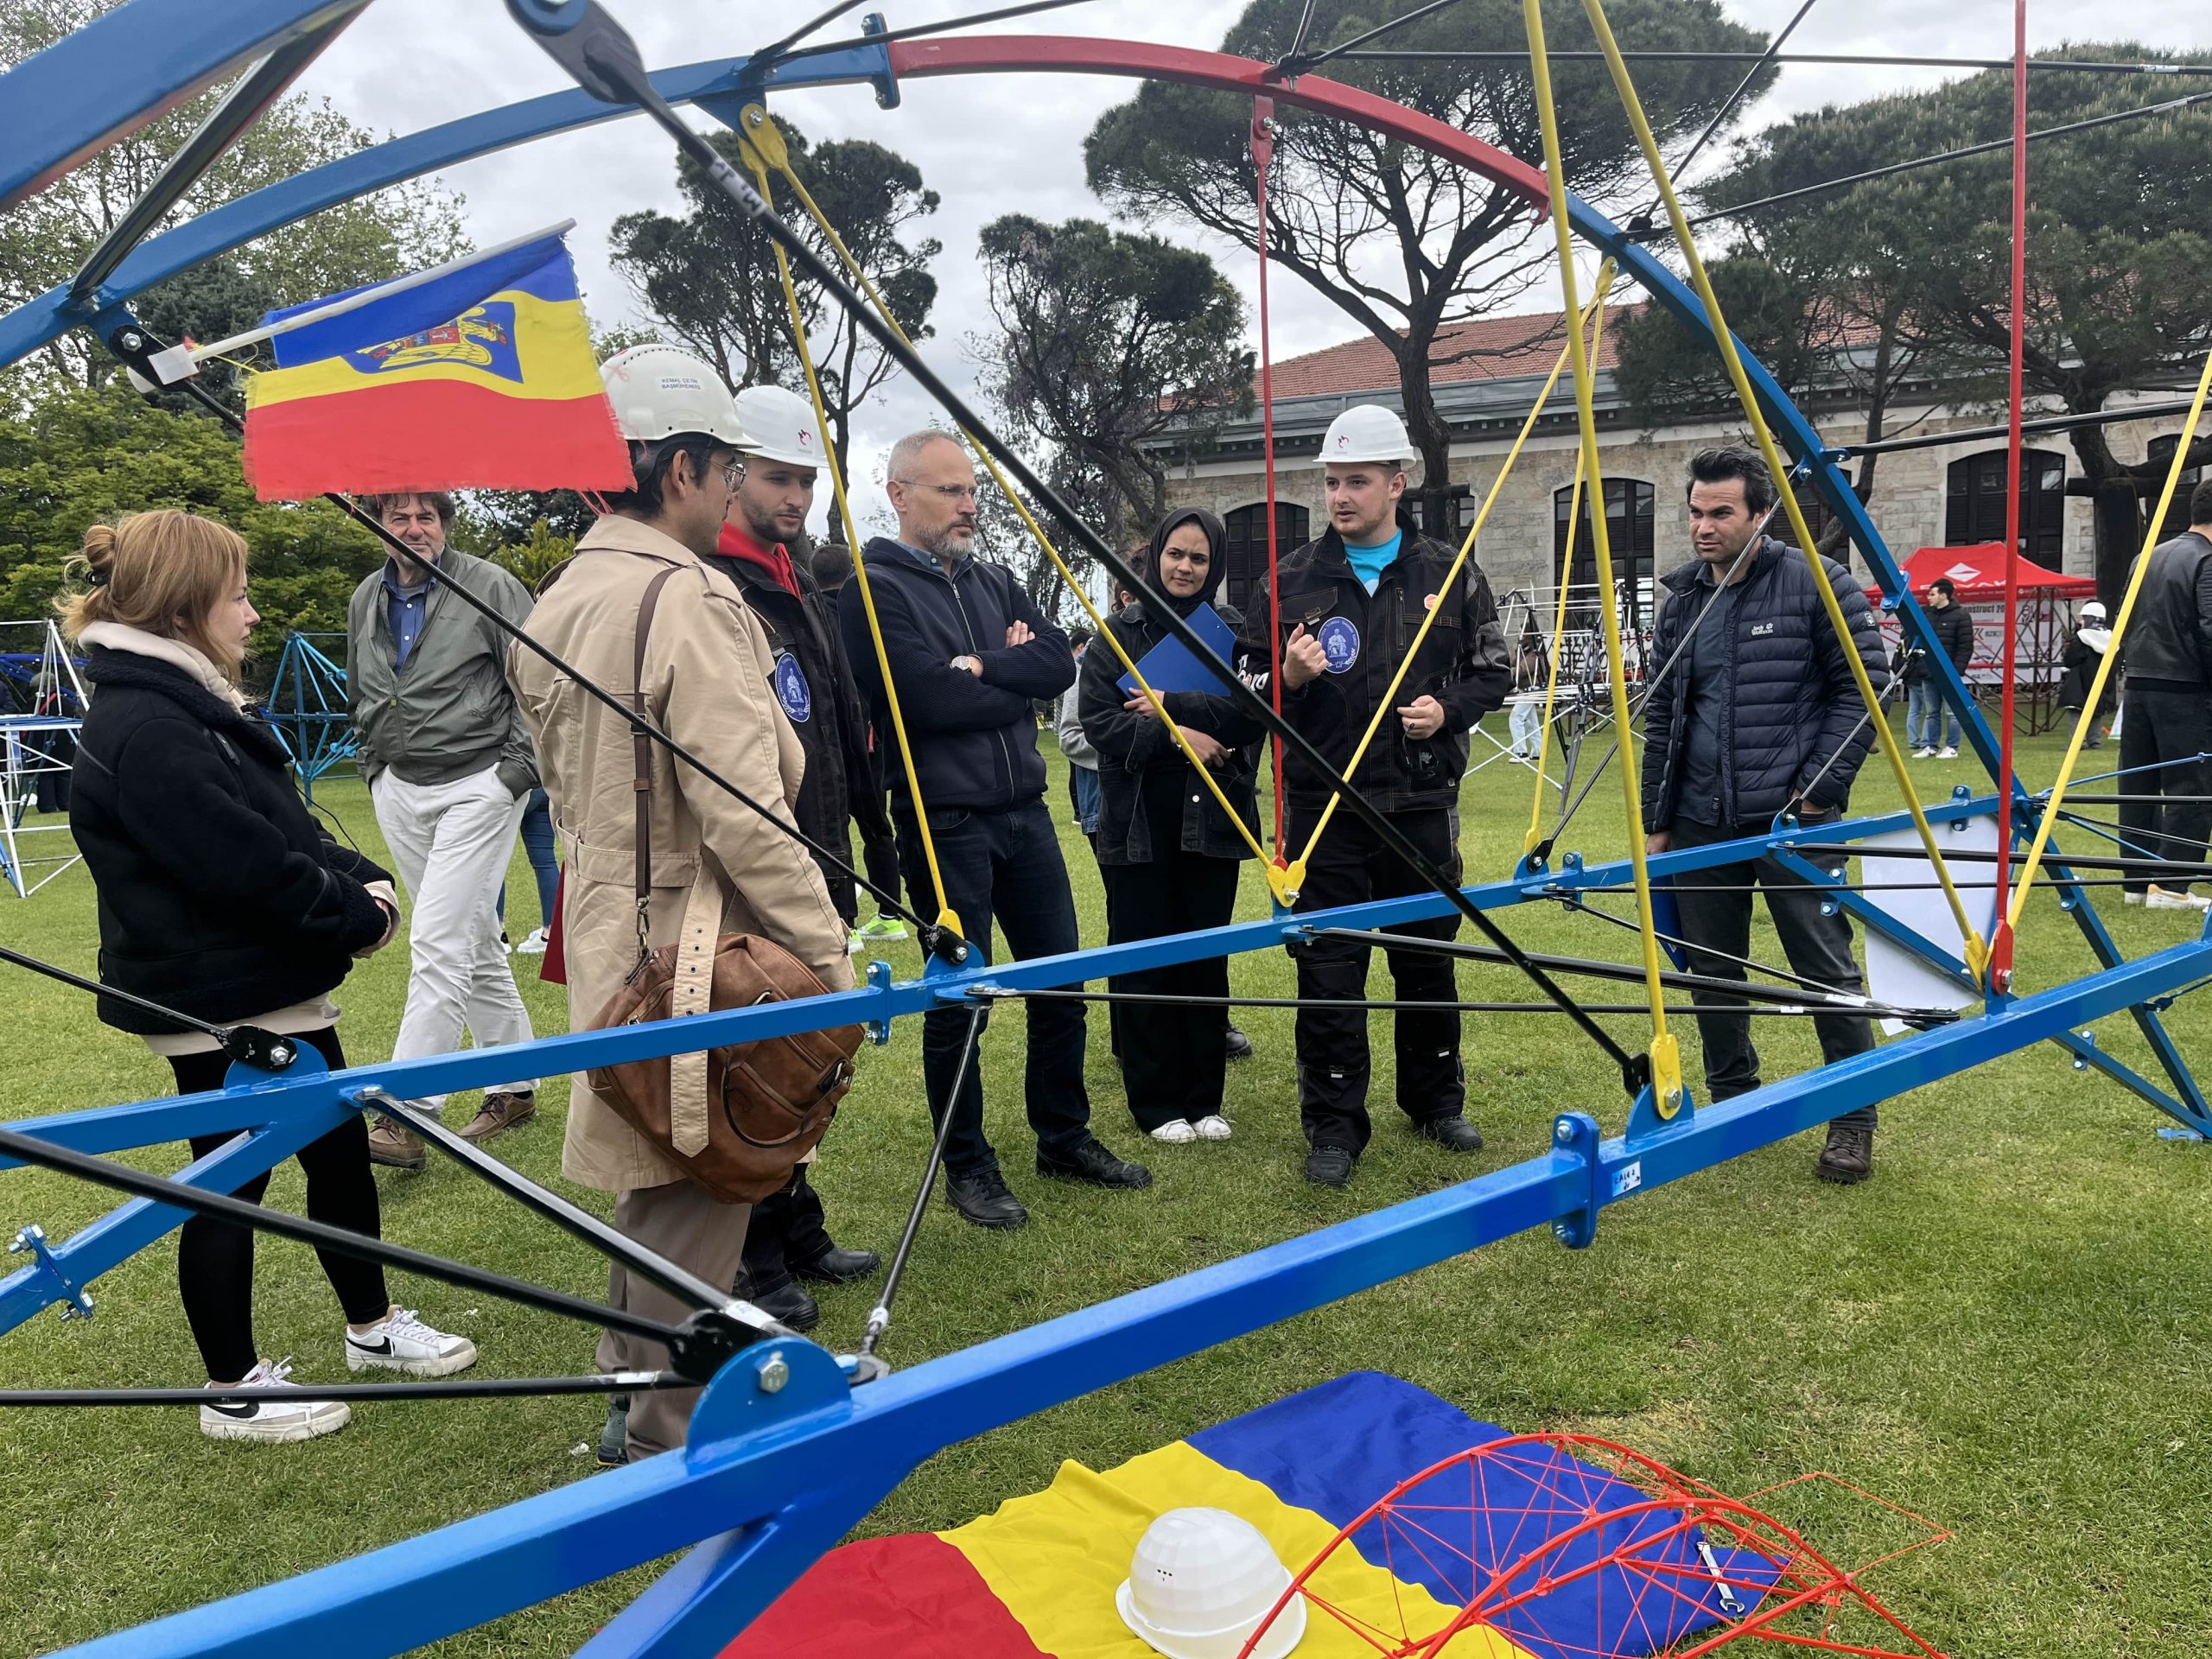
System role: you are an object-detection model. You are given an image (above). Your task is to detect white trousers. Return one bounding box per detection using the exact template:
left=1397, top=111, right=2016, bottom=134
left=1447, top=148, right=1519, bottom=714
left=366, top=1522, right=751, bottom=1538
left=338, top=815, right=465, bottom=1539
left=1509, top=696, right=1544, bottom=755
left=371, top=766, right=537, bottom=1108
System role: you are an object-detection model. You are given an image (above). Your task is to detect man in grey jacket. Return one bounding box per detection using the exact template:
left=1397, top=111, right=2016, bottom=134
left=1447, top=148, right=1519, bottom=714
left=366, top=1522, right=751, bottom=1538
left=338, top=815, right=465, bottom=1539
left=2119, top=476, right=2212, bottom=911
left=346, top=491, right=539, bottom=1166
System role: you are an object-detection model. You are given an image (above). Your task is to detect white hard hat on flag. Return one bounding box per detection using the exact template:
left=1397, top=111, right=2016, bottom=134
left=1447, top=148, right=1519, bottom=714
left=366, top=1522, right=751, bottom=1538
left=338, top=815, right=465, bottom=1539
left=735, top=385, right=827, bottom=468
left=1320, top=404, right=1412, bottom=467
left=1115, top=1508, right=1307, bottom=1659
left=599, top=344, right=751, bottom=447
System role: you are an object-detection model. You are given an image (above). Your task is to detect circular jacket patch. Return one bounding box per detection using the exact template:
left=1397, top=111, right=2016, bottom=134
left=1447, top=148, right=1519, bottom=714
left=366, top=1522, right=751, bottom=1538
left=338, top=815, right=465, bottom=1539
left=1319, top=615, right=1360, bottom=674
left=773, top=652, right=811, bottom=723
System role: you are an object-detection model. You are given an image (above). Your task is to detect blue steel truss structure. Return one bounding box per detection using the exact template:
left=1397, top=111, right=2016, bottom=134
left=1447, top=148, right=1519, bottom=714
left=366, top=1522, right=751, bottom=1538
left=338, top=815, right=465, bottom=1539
left=1, top=6, right=2206, bottom=1656
left=262, top=630, right=359, bottom=802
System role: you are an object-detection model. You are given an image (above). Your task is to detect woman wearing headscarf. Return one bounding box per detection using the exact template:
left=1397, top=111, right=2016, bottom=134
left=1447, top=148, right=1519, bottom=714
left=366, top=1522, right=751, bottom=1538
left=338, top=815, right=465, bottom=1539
left=1078, top=508, right=1263, bottom=1143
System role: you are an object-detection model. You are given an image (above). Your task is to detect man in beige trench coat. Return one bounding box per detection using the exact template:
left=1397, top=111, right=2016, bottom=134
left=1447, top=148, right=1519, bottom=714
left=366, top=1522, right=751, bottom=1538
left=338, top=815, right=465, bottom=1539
left=509, top=346, right=852, bottom=1461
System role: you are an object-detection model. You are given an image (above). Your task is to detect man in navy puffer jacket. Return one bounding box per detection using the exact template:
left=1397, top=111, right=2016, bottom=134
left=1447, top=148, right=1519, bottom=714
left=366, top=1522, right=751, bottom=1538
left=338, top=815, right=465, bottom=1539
left=840, top=431, right=1150, bottom=1230
left=1641, top=446, right=1890, bottom=1186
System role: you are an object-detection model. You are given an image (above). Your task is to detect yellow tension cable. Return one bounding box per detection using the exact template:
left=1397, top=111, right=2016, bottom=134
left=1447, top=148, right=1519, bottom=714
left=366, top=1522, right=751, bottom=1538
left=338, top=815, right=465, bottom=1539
left=1575, top=0, right=1987, bottom=988
left=2008, top=349, right=2212, bottom=927
left=737, top=106, right=1280, bottom=891
left=1286, top=264, right=1616, bottom=898
left=1522, top=0, right=1680, bottom=1112
left=1523, top=299, right=1614, bottom=860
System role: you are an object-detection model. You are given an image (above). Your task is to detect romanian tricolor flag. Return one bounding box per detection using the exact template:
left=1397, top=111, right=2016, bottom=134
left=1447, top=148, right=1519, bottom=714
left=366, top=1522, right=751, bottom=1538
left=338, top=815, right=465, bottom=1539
left=241, top=232, right=632, bottom=500
left=727, top=1373, right=1771, bottom=1658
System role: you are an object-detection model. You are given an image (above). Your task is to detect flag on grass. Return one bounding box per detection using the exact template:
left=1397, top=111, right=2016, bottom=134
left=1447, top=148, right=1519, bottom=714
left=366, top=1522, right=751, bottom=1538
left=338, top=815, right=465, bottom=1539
left=724, top=1372, right=1775, bottom=1658
left=241, top=232, right=631, bottom=500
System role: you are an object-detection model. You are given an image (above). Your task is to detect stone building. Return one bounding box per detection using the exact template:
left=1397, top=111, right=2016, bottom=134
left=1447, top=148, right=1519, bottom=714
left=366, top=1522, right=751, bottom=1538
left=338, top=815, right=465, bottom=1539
left=1152, top=307, right=2199, bottom=622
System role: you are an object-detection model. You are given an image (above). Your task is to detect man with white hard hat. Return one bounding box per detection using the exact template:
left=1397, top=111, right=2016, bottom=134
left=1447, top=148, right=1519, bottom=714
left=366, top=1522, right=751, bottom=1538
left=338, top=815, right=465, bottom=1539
left=700, top=382, right=899, bottom=1332
left=507, top=346, right=854, bottom=1462
left=1236, top=402, right=1509, bottom=1188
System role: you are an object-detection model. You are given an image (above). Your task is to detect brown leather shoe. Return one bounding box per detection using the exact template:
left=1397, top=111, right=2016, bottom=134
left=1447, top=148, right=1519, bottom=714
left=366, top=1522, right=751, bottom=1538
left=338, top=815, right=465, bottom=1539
left=366, top=1116, right=427, bottom=1170
left=1815, top=1122, right=1873, bottom=1185
left=457, top=1092, right=537, bottom=1143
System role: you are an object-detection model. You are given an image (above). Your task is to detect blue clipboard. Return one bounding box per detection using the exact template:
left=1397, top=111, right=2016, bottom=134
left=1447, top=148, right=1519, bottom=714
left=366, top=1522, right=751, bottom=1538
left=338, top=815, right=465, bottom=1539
left=1116, top=601, right=1237, bottom=698
left=1649, top=876, right=1692, bottom=972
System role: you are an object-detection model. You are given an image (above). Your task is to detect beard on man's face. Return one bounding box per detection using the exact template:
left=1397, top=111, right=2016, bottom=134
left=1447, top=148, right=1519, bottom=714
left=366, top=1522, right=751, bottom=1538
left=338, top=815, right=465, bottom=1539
left=914, top=520, right=976, bottom=557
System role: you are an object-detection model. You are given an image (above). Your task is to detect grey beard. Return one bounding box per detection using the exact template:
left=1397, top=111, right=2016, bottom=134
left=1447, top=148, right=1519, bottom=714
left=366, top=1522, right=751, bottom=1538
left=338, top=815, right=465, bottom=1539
left=912, top=523, right=974, bottom=559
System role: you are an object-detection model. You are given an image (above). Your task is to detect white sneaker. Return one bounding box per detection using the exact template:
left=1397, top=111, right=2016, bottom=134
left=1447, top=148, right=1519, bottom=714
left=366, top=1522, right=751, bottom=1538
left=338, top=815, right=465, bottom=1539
left=1148, top=1120, right=1198, bottom=1144
left=2145, top=886, right=2211, bottom=912
left=515, top=926, right=549, bottom=956
left=1192, top=1115, right=1233, bottom=1141
left=1937, top=747, right=1958, bottom=760
left=2125, top=890, right=2146, bottom=906
left=344, top=1306, right=479, bottom=1377
left=200, top=1357, right=351, bottom=1445
left=1911, top=747, right=1936, bottom=760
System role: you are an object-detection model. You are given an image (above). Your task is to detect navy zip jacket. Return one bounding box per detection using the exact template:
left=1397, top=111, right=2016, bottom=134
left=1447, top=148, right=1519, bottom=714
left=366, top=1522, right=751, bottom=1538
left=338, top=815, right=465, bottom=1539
left=838, top=537, right=1077, bottom=814
left=1641, top=537, right=1890, bottom=827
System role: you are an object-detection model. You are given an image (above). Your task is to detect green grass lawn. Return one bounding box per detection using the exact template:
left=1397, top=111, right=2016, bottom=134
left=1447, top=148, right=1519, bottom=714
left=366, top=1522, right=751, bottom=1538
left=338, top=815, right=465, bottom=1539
left=3, top=716, right=2209, bottom=1656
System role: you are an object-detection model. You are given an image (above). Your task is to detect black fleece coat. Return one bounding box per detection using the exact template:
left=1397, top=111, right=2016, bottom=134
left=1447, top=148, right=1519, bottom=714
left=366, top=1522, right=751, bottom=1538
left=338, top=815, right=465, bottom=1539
left=1234, top=505, right=1510, bottom=814
left=837, top=538, right=1077, bottom=815
left=1642, top=538, right=1890, bottom=827
left=69, top=647, right=391, bottom=1035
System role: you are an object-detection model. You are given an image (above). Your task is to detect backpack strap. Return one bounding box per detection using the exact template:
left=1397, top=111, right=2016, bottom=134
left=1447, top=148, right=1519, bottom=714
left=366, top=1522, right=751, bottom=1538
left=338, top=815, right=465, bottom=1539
left=628, top=564, right=680, bottom=959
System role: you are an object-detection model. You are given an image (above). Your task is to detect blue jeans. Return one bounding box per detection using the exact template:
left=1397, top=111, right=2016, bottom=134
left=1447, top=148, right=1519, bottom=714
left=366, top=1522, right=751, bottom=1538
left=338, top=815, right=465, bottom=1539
left=893, top=796, right=1093, bottom=1178
left=1906, top=682, right=1960, bottom=750
left=500, top=787, right=560, bottom=931
left=1070, top=762, right=1102, bottom=836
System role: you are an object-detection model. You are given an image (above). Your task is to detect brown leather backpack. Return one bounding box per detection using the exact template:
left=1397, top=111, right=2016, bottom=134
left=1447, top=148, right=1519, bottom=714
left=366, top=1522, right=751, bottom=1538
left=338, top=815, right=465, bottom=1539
left=583, top=564, right=864, bottom=1203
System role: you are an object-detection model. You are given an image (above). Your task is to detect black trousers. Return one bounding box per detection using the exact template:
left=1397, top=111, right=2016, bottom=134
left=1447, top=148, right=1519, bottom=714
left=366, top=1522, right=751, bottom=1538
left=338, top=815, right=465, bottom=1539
left=2118, top=686, right=2212, bottom=893
left=1666, top=817, right=1877, bottom=1127
left=1287, top=807, right=1464, bottom=1154
left=739, top=1164, right=836, bottom=1295
left=1105, top=851, right=1242, bottom=1130
left=167, top=1026, right=390, bottom=1382
left=893, top=798, right=1092, bottom=1179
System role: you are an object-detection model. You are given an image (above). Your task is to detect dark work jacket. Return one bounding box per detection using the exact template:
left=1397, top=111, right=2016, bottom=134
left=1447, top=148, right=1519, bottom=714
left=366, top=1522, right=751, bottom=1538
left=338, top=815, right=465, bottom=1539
left=70, top=648, right=391, bottom=1035
left=1077, top=601, right=1265, bottom=866
left=1927, top=601, right=1974, bottom=674
left=1234, top=507, right=1510, bottom=814
left=703, top=540, right=901, bottom=925
left=1642, top=537, right=1890, bottom=827
left=2123, top=530, right=2212, bottom=691
left=838, top=538, right=1076, bottom=815
left=2059, top=632, right=2113, bottom=713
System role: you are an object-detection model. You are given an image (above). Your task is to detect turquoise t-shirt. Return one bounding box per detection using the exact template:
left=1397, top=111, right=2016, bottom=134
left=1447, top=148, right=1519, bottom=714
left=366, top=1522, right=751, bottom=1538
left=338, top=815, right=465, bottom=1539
left=1344, top=530, right=1402, bottom=595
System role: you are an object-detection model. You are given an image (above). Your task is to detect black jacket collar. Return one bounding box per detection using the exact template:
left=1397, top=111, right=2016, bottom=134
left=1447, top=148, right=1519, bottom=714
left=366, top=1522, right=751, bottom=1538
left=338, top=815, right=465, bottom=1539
left=1664, top=535, right=1786, bottom=598
left=82, top=647, right=291, bottom=767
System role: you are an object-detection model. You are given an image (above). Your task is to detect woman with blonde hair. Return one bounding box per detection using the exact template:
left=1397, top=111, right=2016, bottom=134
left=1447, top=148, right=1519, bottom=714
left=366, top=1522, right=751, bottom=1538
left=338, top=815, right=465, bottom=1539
left=64, top=509, right=478, bottom=1443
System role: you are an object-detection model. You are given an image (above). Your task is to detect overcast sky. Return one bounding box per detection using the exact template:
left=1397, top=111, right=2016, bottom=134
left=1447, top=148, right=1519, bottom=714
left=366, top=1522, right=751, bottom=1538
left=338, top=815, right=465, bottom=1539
left=287, top=0, right=2212, bottom=531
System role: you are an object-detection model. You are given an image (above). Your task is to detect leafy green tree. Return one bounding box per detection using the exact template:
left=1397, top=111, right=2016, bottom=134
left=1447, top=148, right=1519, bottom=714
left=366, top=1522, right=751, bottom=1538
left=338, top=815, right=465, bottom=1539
left=608, top=121, right=938, bottom=478
left=1, top=0, right=468, bottom=399
left=0, top=384, right=380, bottom=685
left=1084, top=0, right=1771, bottom=531
left=976, top=215, right=1252, bottom=552
left=1696, top=45, right=2212, bottom=600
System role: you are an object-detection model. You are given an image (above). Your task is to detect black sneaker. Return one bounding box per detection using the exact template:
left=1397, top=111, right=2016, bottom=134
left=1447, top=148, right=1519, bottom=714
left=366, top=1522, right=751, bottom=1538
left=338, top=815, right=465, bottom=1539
left=945, top=1169, right=1030, bottom=1230
left=1305, top=1146, right=1357, bottom=1187
left=1037, top=1137, right=1153, bottom=1189
left=1815, top=1122, right=1873, bottom=1185
left=1225, top=1024, right=1255, bottom=1061
left=1414, top=1115, right=1484, bottom=1153
left=791, top=1246, right=882, bottom=1285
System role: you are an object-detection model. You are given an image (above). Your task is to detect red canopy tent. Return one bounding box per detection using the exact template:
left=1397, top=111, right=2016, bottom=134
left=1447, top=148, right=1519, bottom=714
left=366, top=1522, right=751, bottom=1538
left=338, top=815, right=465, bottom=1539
left=1868, top=544, right=2096, bottom=734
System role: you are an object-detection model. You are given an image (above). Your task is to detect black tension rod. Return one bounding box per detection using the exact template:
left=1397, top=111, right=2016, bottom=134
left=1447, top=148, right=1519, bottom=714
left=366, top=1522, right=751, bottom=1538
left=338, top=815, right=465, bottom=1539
left=0, top=943, right=297, bottom=1071
left=973, top=985, right=1955, bottom=1024
left=1838, top=396, right=2205, bottom=458
left=507, top=0, right=1652, bottom=1098
left=861, top=1003, right=986, bottom=1361
left=777, top=0, right=1099, bottom=64
left=1326, top=49, right=2212, bottom=77
left=0, top=1371, right=687, bottom=1410
left=105, top=330, right=956, bottom=964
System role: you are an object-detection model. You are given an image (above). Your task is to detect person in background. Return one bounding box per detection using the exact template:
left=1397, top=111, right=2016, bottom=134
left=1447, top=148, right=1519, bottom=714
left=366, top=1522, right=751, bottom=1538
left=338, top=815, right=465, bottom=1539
left=2117, top=478, right=2212, bottom=911
left=1058, top=626, right=1103, bottom=841
left=67, top=509, right=476, bottom=1445
left=511, top=346, right=853, bottom=1463
left=1641, top=446, right=1889, bottom=1185
left=807, top=532, right=903, bottom=949
left=508, top=787, right=560, bottom=954
left=346, top=490, right=539, bottom=1166
left=2057, top=599, right=2112, bottom=751
left=1508, top=616, right=1547, bottom=760
left=700, top=382, right=891, bottom=1332
left=1236, top=404, right=1507, bottom=1187
left=1079, top=508, right=1262, bottom=1144
left=1909, top=577, right=1974, bottom=760
left=840, top=429, right=1149, bottom=1230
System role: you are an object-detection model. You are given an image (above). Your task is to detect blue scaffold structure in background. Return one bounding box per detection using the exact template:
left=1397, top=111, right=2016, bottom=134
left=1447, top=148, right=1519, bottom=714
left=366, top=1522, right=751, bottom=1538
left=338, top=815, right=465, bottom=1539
left=0, top=3, right=2208, bottom=1656
left=0, top=619, right=89, bottom=898
left=262, top=630, right=358, bottom=802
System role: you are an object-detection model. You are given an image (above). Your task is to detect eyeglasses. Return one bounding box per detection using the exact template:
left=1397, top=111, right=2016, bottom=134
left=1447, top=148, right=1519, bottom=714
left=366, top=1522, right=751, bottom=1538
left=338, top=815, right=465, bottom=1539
left=717, top=457, right=747, bottom=489
left=901, top=482, right=978, bottom=503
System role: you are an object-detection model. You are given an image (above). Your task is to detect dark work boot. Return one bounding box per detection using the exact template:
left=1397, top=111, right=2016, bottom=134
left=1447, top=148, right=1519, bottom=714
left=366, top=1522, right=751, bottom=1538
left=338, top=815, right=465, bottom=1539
left=1815, top=1122, right=1873, bottom=1185
left=1224, top=1023, right=1254, bottom=1061
left=945, top=1168, right=1030, bottom=1230
left=1037, top=1137, right=1153, bottom=1189
left=1305, top=1146, right=1356, bottom=1187
left=1415, top=1115, right=1484, bottom=1153
left=792, top=1246, right=882, bottom=1284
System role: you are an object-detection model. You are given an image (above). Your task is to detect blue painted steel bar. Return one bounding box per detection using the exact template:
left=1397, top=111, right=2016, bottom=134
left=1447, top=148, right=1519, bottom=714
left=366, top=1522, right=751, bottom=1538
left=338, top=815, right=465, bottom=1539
left=2048, top=1027, right=2209, bottom=1134
left=54, top=921, right=2212, bottom=1659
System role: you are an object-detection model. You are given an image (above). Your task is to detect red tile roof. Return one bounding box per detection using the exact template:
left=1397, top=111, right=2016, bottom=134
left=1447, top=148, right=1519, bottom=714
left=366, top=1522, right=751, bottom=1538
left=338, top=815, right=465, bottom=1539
left=1262, top=305, right=1640, bottom=399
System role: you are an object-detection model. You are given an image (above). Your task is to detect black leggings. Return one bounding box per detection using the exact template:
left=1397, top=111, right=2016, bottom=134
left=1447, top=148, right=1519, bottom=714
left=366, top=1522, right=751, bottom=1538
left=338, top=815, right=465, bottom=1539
left=167, top=1027, right=389, bottom=1383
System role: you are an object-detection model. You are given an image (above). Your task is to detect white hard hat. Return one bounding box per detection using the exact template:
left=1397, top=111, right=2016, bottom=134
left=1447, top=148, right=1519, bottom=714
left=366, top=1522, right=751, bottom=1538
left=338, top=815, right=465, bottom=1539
left=1115, top=1508, right=1308, bottom=1659
left=2080, top=600, right=2107, bottom=621
left=599, top=344, right=752, bottom=447
left=1320, top=404, right=1411, bottom=467
left=734, top=384, right=826, bottom=468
